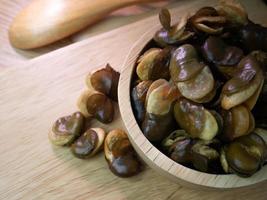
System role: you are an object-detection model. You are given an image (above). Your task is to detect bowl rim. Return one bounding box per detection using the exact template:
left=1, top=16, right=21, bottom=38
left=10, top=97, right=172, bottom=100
left=118, top=25, right=267, bottom=190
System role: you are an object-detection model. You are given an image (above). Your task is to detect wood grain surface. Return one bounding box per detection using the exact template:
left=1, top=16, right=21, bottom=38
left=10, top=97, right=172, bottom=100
left=1, top=0, right=267, bottom=199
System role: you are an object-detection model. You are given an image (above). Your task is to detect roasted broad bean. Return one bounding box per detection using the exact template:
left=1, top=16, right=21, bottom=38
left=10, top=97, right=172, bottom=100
left=71, top=128, right=106, bottom=158
left=173, top=98, right=218, bottom=140
left=142, top=79, right=179, bottom=142
left=221, top=133, right=267, bottom=177
left=131, top=80, right=152, bottom=124
left=188, top=7, right=226, bottom=35
left=86, top=64, right=120, bottom=101
left=104, top=129, right=142, bottom=177
left=49, top=112, right=85, bottom=146
left=154, top=9, right=194, bottom=47
left=77, top=89, right=114, bottom=124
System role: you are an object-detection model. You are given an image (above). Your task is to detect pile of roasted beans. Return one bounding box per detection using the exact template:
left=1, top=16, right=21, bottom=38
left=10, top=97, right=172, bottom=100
left=49, top=64, right=142, bottom=178
left=131, top=0, right=267, bottom=177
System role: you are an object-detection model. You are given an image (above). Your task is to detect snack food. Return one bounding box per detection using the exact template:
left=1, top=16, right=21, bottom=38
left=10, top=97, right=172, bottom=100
left=104, top=129, right=142, bottom=177
left=86, top=64, right=120, bottom=101
left=49, top=65, right=142, bottom=178
left=71, top=128, right=106, bottom=158
left=131, top=1, right=267, bottom=177
left=77, top=89, right=114, bottom=124
left=49, top=112, right=85, bottom=146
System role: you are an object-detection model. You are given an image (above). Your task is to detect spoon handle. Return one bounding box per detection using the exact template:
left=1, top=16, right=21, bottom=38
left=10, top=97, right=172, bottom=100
left=9, top=0, right=163, bottom=49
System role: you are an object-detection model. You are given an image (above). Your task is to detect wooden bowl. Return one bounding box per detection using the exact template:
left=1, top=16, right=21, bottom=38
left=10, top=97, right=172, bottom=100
left=118, top=26, right=267, bottom=190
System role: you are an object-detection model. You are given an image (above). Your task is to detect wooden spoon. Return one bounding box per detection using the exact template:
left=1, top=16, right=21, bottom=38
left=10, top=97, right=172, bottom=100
left=9, top=0, right=164, bottom=49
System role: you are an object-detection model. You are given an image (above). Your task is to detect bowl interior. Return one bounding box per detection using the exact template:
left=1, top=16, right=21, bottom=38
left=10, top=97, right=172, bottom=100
left=118, top=27, right=267, bottom=190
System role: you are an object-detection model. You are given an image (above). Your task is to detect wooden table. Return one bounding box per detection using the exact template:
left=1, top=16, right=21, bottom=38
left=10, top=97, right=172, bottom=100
left=1, top=0, right=267, bottom=199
